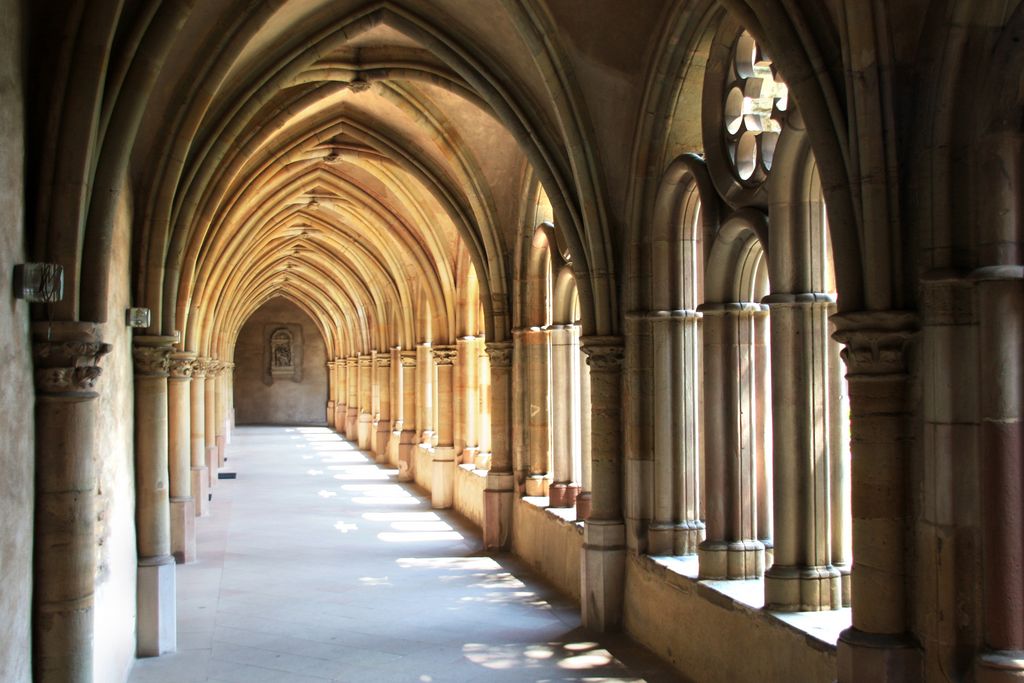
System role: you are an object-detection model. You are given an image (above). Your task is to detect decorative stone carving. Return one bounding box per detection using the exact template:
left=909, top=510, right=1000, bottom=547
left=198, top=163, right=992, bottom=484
left=485, top=341, right=513, bottom=368
left=581, top=336, right=625, bottom=371
left=33, top=339, right=112, bottom=395
left=831, top=311, right=918, bottom=376
left=192, top=357, right=210, bottom=379
left=377, top=355, right=391, bottom=368
left=263, top=323, right=302, bottom=384
left=168, top=353, right=196, bottom=380
left=432, top=345, right=457, bottom=365
left=132, top=344, right=173, bottom=377
left=399, top=350, right=417, bottom=367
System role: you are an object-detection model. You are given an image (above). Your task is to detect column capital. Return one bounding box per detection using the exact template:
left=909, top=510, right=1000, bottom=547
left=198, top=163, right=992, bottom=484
left=432, top=345, right=457, bottom=366
left=32, top=322, right=112, bottom=396
left=399, top=349, right=417, bottom=367
left=647, top=308, right=703, bottom=322
left=191, top=357, right=211, bottom=379
left=831, top=310, right=918, bottom=376
left=580, top=336, right=625, bottom=372
left=132, top=335, right=177, bottom=377
left=168, top=352, right=197, bottom=380
left=358, top=354, right=373, bottom=367
left=377, top=354, right=392, bottom=368
left=485, top=341, right=513, bottom=368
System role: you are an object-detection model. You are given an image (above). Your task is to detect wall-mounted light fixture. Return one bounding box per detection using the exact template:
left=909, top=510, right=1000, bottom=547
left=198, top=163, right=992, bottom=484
left=126, top=307, right=151, bottom=328
left=13, top=263, right=64, bottom=303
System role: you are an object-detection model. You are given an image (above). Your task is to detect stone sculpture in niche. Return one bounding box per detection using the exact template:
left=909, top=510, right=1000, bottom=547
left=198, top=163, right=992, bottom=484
left=263, top=324, right=303, bottom=385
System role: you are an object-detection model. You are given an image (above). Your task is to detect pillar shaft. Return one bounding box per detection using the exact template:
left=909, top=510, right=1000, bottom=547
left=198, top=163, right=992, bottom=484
left=204, top=363, right=218, bottom=490
left=431, top=345, right=457, bottom=509
left=457, top=336, right=480, bottom=461
left=326, top=360, right=337, bottom=428
left=32, top=322, right=110, bottom=683
left=189, top=362, right=209, bottom=517
left=549, top=325, right=577, bottom=506
left=167, top=353, right=196, bottom=564
left=398, top=350, right=417, bottom=481
left=375, top=354, right=391, bottom=460
left=484, top=341, right=514, bottom=549
left=476, top=343, right=492, bottom=466
left=417, top=343, right=434, bottom=444
left=133, top=335, right=177, bottom=656
left=523, top=327, right=550, bottom=496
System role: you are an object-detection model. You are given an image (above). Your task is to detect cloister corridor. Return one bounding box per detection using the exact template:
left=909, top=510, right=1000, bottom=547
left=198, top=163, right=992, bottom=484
left=127, top=427, right=679, bottom=683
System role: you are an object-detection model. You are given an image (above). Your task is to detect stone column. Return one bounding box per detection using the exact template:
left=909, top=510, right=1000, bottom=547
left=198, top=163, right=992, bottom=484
left=398, top=350, right=418, bottom=481
left=133, top=335, right=177, bottom=656
left=523, top=326, right=551, bottom=496
left=204, top=362, right=218, bottom=490
left=577, top=336, right=593, bottom=520
left=431, top=345, right=457, bottom=508
left=833, top=310, right=921, bottom=682
left=458, top=336, right=480, bottom=464
left=357, top=354, right=373, bottom=449
left=484, top=342, right=514, bottom=548
left=370, top=351, right=381, bottom=451
left=375, top=353, right=391, bottom=461
left=417, top=342, right=434, bottom=446
left=214, top=363, right=228, bottom=469
left=973, top=267, right=1024, bottom=682
left=475, top=342, right=492, bottom=469
left=698, top=304, right=764, bottom=578
left=345, top=356, right=358, bottom=438
left=549, top=325, right=578, bottom=507
left=580, top=336, right=626, bottom=632
left=190, top=359, right=209, bottom=517
left=326, top=360, right=337, bottom=429
left=763, top=293, right=841, bottom=611
left=387, top=347, right=402, bottom=465
left=334, top=358, right=347, bottom=433
left=32, top=322, right=110, bottom=682
left=828, top=313, right=851, bottom=604
left=754, top=310, right=774, bottom=567
left=511, top=328, right=528, bottom=489
left=167, top=352, right=196, bottom=564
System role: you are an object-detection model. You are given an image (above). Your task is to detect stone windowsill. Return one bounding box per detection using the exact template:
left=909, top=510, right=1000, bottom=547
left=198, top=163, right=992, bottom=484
left=645, top=554, right=851, bottom=647
left=521, top=495, right=585, bottom=529
left=457, top=463, right=488, bottom=478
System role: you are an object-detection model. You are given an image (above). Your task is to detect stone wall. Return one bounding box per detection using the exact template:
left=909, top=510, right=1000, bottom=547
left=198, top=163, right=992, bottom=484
left=0, top=2, right=33, bottom=678
left=453, top=465, right=486, bottom=529
left=91, top=185, right=139, bottom=683
left=511, top=498, right=583, bottom=602
left=234, top=298, right=327, bottom=425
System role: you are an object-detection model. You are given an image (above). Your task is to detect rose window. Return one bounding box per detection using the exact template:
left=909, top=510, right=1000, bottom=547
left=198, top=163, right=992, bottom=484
left=724, top=31, right=789, bottom=184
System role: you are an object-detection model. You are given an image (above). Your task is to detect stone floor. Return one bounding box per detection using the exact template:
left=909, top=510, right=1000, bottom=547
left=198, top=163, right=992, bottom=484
left=129, top=426, right=683, bottom=683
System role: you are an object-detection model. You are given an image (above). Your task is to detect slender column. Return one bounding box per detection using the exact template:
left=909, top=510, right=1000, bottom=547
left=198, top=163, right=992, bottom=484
left=167, top=352, right=196, bottom=564
left=345, top=356, right=358, bottom=438
left=974, top=268, right=1024, bottom=682
left=483, top=342, right=514, bottom=548
left=523, top=326, right=551, bottom=496
left=357, top=354, right=373, bottom=449
left=387, top=347, right=402, bottom=465
left=398, top=350, right=418, bottom=481
left=511, top=329, right=528, bottom=489
left=475, top=342, right=492, bottom=469
left=549, top=325, right=578, bottom=507
left=32, top=322, right=110, bottom=682
left=375, top=354, right=391, bottom=461
left=458, top=336, right=480, bottom=464
left=417, top=343, right=434, bottom=446
left=580, top=337, right=626, bottom=632
left=698, top=304, right=765, bottom=578
left=673, top=311, right=704, bottom=554
left=133, top=335, right=177, bottom=656
left=454, top=339, right=467, bottom=458
left=754, top=310, right=774, bottom=567
left=214, top=363, right=228, bottom=469
left=577, top=334, right=593, bottom=520
left=204, top=362, right=218, bottom=490
left=334, top=358, right=346, bottom=432
left=189, top=360, right=209, bottom=517
left=833, top=310, right=921, bottom=682
left=326, top=360, right=337, bottom=429
left=828, top=308, right=851, bottom=604
left=763, top=293, right=840, bottom=611
left=647, top=312, right=674, bottom=553
left=370, top=351, right=381, bottom=451
left=431, top=345, right=457, bottom=508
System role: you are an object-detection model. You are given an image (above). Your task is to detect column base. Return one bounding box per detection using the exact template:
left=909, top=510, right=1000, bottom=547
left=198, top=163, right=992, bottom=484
left=431, top=446, right=456, bottom=509
left=548, top=482, right=580, bottom=508
left=761, top=538, right=774, bottom=570
left=976, top=651, right=1024, bottom=682
left=647, top=523, right=675, bottom=555
left=326, top=400, right=336, bottom=429
left=34, top=594, right=93, bottom=681
left=576, top=492, right=592, bottom=520
left=483, top=472, right=514, bottom=549
left=357, top=413, right=372, bottom=450
left=215, top=435, right=226, bottom=468
left=698, top=539, right=764, bottom=579
left=137, top=555, right=176, bottom=657
left=764, top=563, right=842, bottom=611
left=419, top=429, right=435, bottom=447
left=398, top=429, right=417, bottom=481
left=674, top=521, right=704, bottom=556
left=191, top=467, right=210, bottom=517
left=169, top=497, right=197, bottom=564
left=334, top=405, right=346, bottom=433
left=375, top=421, right=391, bottom=462
left=581, top=520, right=626, bottom=632
left=835, top=562, right=851, bottom=607
left=524, top=475, right=548, bottom=497
left=837, top=628, right=922, bottom=682
left=473, top=450, right=491, bottom=470
left=345, top=410, right=358, bottom=440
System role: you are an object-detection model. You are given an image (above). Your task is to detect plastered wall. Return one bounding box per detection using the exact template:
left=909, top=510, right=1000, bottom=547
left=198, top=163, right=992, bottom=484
left=234, top=298, right=327, bottom=425
left=0, top=2, right=34, bottom=678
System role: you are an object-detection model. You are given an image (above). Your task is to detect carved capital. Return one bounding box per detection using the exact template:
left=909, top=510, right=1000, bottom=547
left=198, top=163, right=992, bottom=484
left=132, top=336, right=176, bottom=377
left=485, top=341, right=513, bottom=368
left=191, top=357, right=210, bottom=379
left=580, top=336, right=625, bottom=372
left=377, top=355, right=392, bottom=368
left=432, top=345, right=457, bottom=366
left=399, top=350, right=417, bottom=367
left=168, top=352, right=196, bottom=380
left=358, top=355, right=373, bottom=367
left=33, top=342, right=111, bottom=396
left=831, top=311, right=918, bottom=376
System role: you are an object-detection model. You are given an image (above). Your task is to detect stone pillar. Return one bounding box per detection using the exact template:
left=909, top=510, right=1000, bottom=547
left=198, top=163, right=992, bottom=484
left=549, top=325, right=578, bottom=507
left=475, top=342, right=492, bottom=469
left=417, top=342, right=434, bottom=446
left=511, top=328, right=528, bottom=489
left=580, top=336, right=626, bottom=632
left=484, top=342, right=514, bottom=548
left=387, top=347, right=402, bottom=465
left=375, top=353, right=391, bottom=461
left=973, top=267, right=1024, bottom=682
left=458, top=336, right=480, bottom=464
left=398, top=350, right=417, bottom=481
left=334, top=358, right=347, bottom=432
left=699, top=304, right=765, bottom=578
left=214, top=363, right=227, bottom=469
left=167, top=352, right=196, bottom=564
left=357, top=354, right=373, bottom=450
left=828, top=312, right=851, bottom=604
left=345, top=356, right=358, bottom=438
left=763, top=293, right=841, bottom=611
left=32, top=322, right=110, bottom=682
left=326, top=360, right=337, bottom=429
left=754, top=310, right=774, bottom=567
left=133, top=335, right=177, bottom=656
left=431, top=345, right=457, bottom=509
left=577, top=336, right=593, bottom=521
left=190, top=359, right=209, bottom=517
left=833, top=311, right=921, bottom=682
left=204, top=362, right=218, bottom=490
left=523, top=326, right=550, bottom=496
